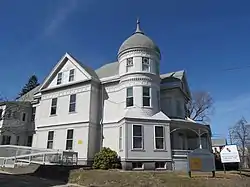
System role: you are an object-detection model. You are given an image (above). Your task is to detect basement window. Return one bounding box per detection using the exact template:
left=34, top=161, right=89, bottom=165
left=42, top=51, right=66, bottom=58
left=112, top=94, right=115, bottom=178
left=155, top=162, right=166, bottom=169
left=132, top=162, right=143, bottom=169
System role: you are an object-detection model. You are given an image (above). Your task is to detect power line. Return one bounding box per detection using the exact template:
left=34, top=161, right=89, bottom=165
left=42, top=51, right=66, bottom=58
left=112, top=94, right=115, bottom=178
left=220, top=65, right=250, bottom=72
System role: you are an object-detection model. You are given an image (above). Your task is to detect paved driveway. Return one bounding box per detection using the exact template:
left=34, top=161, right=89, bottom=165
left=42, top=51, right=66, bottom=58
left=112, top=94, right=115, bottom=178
left=0, top=171, right=83, bottom=187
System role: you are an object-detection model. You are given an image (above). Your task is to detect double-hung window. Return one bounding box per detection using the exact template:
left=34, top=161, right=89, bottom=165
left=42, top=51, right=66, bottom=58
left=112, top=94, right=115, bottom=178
left=142, top=57, right=150, bottom=72
left=47, top=131, right=54, bottom=149
left=132, top=125, right=143, bottom=149
left=126, top=58, right=133, bottom=72
left=66, top=129, right=74, bottom=150
left=69, top=94, right=76, bottom=112
left=143, top=87, right=151, bottom=107
left=126, top=87, right=133, bottom=107
left=154, top=126, right=165, bottom=150
left=69, top=69, right=75, bottom=82
left=57, top=72, right=62, bottom=85
left=50, top=98, right=57, bottom=115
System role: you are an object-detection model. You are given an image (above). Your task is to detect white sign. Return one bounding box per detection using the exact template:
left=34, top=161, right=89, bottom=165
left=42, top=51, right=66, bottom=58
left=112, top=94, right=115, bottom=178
left=220, top=145, right=240, bottom=163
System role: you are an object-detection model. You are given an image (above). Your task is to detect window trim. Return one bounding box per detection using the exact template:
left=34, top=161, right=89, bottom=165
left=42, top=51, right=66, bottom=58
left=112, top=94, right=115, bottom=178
left=126, top=57, right=133, bottom=72
left=126, top=87, right=134, bottom=107
left=47, top=131, right=54, bottom=149
left=57, top=72, right=62, bottom=85
left=69, top=94, right=76, bottom=113
left=66, top=129, right=74, bottom=150
left=142, top=86, right=151, bottom=107
left=154, top=125, right=165, bottom=150
left=69, top=69, right=75, bottom=82
left=142, top=57, right=150, bottom=72
left=132, top=124, right=144, bottom=150
left=50, top=98, right=57, bottom=116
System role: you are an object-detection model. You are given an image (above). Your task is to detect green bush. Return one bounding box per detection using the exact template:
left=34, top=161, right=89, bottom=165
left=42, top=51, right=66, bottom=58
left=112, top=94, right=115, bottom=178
left=93, top=147, right=121, bottom=169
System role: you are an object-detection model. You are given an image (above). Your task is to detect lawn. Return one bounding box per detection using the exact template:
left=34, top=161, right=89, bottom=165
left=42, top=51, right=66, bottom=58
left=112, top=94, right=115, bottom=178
left=69, top=169, right=250, bottom=187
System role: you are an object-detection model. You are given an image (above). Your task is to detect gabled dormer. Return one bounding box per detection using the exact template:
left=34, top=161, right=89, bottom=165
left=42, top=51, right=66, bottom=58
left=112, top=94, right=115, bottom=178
left=160, top=70, right=191, bottom=100
left=160, top=70, right=191, bottom=119
left=39, top=53, right=100, bottom=92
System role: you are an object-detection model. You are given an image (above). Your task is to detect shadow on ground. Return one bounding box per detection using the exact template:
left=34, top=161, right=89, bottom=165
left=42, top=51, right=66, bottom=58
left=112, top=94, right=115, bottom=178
left=0, top=172, right=66, bottom=187
left=0, top=164, right=88, bottom=187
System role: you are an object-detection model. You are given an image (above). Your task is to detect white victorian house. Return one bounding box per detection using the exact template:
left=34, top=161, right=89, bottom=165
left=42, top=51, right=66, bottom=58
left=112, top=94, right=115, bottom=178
left=6, top=20, right=212, bottom=170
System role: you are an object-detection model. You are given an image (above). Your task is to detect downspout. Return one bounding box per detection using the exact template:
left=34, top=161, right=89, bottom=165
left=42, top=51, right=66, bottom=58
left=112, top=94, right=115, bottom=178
left=100, top=84, right=104, bottom=150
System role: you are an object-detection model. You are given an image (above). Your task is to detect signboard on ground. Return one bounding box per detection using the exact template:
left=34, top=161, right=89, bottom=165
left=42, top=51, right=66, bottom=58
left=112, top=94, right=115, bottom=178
left=187, top=148, right=216, bottom=177
left=220, top=145, right=240, bottom=163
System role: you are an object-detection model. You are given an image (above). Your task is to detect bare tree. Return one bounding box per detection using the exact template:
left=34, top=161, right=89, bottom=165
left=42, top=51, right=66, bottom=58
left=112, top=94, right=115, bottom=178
left=187, top=91, right=214, bottom=122
left=230, top=117, right=250, bottom=164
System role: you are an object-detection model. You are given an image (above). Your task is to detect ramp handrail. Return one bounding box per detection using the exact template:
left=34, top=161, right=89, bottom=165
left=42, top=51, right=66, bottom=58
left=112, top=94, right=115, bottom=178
left=0, top=145, right=78, bottom=168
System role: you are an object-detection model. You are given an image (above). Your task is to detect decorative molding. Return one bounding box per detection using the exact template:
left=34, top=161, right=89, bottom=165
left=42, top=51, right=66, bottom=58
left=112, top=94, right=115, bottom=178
left=42, top=85, right=91, bottom=100
left=105, top=78, right=159, bottom=93
left=118, top=49, right=160, bottom=61
left=118, top=49, right=160, bottom=63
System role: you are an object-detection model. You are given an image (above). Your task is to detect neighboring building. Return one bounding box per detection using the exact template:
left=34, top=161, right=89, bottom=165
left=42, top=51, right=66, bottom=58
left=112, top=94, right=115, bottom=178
left=0, top=101, right=34, bottom=146
left=8, top=20, right=212, bottom=170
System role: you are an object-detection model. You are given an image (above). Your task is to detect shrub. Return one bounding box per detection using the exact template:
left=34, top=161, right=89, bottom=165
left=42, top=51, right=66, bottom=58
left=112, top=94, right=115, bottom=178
left=93, top=147, right=121, bottom=170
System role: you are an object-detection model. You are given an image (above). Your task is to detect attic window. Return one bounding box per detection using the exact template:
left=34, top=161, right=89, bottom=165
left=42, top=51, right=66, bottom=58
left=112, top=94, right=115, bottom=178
left=69, top=69, right=75, bottom=82
left=57, top=72, right=62, bottom=85
left=142, top=57, right=150, bottom=72
left=126, top=58, right=133, bottom=72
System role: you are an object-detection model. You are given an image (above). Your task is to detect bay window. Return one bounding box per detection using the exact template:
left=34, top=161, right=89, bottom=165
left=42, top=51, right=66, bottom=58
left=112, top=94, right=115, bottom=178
left=132, top=125, right=143, bottom=149
left=154, top=126, right=165, bottom=150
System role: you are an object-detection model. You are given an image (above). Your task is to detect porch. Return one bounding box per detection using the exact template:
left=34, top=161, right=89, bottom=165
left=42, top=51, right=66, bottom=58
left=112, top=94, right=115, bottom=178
left=170, top=119, right=212, bottom=170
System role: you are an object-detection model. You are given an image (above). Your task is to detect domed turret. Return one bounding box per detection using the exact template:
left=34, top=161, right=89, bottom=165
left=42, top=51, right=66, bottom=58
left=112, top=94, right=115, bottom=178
left=118, top=19, right=161, bottom=58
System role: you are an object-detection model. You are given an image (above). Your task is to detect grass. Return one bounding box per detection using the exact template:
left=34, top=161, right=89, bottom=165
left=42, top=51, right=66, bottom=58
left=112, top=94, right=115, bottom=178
left=69, top=169, right=250, bottom=187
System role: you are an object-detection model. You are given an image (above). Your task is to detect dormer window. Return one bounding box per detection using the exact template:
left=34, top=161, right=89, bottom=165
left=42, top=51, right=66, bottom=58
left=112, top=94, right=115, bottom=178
left=142, top=57, right=150, bottom=72
left=126, top=58, right=133, bottom=72
left=69, top=69, right=75, bottom=82
left=57, top=72, right=62, bottom=85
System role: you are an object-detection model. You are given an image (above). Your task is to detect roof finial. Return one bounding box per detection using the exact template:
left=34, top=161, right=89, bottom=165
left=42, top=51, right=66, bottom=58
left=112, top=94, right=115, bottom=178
left=135, top=17, right=144, bottom=34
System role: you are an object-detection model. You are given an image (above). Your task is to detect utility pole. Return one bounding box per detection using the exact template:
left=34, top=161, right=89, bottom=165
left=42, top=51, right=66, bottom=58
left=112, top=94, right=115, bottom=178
left=228, top=127, right=233, bottom=145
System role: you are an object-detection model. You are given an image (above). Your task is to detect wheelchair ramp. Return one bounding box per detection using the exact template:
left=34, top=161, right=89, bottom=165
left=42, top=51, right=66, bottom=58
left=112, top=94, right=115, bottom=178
left=0, top=145, right=78, bottom=168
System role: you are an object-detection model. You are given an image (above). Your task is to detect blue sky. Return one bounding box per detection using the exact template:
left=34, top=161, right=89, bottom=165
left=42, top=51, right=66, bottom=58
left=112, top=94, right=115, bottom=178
left=0, top=0, right=250, bottom=139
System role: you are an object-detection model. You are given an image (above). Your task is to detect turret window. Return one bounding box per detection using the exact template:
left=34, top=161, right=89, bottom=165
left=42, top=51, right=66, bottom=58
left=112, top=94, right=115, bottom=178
left=142, top=57, right=150, bottom=72
left=126, top=58, right=133, bottom=72
left=143, top=87, right=151, bottom=107
left=126, top=87, right=134, bottom=107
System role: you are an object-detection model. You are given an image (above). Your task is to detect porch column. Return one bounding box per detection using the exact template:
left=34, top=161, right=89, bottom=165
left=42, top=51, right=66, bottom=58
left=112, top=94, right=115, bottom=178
left=198, top=129, right=202, bottom=149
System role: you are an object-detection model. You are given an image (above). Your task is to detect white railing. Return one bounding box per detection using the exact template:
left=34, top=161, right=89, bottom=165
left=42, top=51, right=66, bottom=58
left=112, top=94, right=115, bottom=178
left=0, top=145, right=78, bottom=168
